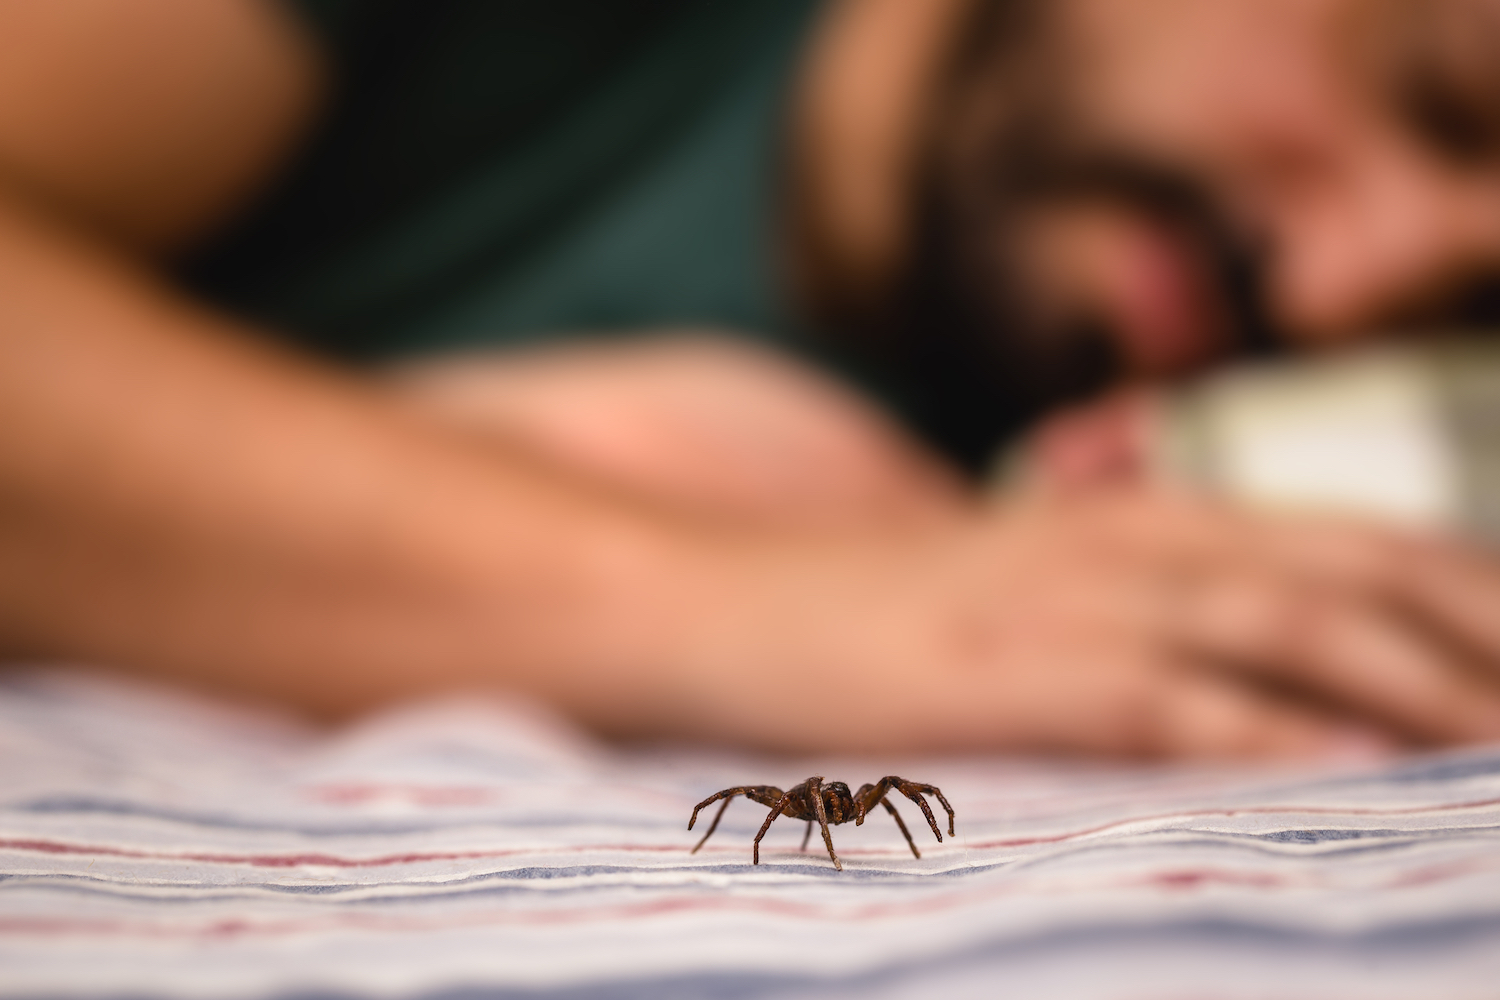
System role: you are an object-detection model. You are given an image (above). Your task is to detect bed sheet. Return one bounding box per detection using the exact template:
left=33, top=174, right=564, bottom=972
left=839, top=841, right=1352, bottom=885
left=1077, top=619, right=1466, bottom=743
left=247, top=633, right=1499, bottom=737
left=4, top=668, right=1500, bottom=999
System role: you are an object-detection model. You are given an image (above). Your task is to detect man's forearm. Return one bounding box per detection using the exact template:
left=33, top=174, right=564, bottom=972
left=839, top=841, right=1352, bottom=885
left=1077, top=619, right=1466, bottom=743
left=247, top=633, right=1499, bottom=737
left=0, top=196, right=705, bottom=725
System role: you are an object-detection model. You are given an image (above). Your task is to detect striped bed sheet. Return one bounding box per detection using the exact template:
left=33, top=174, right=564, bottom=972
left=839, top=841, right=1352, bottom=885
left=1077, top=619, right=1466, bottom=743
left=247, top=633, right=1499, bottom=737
left=3, top=667, right=1500, bottom=999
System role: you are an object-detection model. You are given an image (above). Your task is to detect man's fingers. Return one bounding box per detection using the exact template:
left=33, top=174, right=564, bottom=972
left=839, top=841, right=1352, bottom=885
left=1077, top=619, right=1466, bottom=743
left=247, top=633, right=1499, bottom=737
left=977, top=490, right=1500, bottom=754
left=1143, top=670, right=1395, bottom=759
left=1385, top=542, right=1500, bottom=672
left=1059, top=490, right=1500, bottom=704
left=1166, top=571, right=1500, bottom=745
left=1242, top=526, right=1500, bottom=687
left=955, top=638, right=1374, bottom=760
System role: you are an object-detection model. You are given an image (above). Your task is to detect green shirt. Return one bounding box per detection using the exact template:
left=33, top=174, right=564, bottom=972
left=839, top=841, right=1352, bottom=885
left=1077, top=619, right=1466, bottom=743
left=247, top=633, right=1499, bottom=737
left=184, top=0, right=820, bottom=358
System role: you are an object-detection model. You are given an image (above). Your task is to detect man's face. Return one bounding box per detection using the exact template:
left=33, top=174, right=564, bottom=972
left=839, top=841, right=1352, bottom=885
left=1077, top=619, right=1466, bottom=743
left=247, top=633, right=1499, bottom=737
left=930, top=0, right=1500, bottom=389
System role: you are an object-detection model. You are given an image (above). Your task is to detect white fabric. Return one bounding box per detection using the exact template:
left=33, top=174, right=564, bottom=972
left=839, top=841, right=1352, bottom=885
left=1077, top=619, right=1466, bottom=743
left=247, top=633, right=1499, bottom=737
left=1150, top=349, right=1461, bottom=527
left=4, top=668, right=1500, bottom=999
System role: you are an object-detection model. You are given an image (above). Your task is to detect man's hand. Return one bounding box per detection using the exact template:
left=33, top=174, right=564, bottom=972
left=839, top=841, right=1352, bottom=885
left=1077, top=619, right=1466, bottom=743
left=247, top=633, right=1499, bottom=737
left=658, top=489, right=1500, bottom=757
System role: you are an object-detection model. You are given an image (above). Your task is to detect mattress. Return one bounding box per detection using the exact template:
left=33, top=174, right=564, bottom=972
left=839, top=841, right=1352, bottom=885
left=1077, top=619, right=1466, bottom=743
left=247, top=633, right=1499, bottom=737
left=4, top=668, right=1500, bottom=999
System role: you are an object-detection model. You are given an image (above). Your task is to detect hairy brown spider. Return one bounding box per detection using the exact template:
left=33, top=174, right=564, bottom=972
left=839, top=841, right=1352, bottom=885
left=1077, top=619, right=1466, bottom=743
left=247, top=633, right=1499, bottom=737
left=688, top=775, right=954, bottom=870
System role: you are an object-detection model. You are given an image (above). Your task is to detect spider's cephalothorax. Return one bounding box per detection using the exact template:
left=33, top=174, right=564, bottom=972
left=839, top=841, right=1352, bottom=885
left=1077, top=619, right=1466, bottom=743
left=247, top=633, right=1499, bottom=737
left=687, top=775, right=954, bottom=870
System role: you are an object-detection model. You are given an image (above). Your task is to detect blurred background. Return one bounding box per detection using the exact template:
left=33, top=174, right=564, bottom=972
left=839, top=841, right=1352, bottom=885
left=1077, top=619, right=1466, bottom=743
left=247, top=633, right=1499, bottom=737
left=8, top=0, right=1500, bottom=754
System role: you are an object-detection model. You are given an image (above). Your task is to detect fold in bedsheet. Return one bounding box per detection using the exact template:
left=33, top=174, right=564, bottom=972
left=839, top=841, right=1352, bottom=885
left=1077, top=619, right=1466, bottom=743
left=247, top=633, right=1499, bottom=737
left=4, top=668, right=1500, bottom=999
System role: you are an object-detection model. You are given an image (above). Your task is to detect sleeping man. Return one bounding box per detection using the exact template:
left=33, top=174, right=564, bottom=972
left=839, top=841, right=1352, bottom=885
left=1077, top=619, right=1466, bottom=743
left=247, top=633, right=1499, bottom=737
left=5, top=0, right=1500, bottom=758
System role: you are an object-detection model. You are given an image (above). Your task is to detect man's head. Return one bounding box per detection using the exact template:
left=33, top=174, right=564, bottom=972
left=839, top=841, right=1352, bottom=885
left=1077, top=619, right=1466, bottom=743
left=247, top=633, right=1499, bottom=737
left=861, top=0, right=1500, bottom=459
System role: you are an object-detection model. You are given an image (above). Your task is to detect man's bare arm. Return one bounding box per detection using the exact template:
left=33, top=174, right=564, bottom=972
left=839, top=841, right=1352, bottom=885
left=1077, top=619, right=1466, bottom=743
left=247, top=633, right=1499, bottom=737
left=0, top=191, right=725, bottom=726
left=0, top=0, right=714, bottom=728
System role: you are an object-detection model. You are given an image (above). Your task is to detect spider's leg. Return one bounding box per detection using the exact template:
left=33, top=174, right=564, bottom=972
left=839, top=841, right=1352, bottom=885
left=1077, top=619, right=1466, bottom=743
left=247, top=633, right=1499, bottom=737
left=856, top=778, right=898, bottom=825
left=800, top=820, right=813, bottom=852
left=880, top=797, right=921, bottom=859
left=861, top=777, right=947, bottom=842
left=752, top=791, right=791, bottom=865
left=690, top=786, right=772, bottom=830
left=899, top=786, right=943, bottom=842
left=853, top=783, right=875, bottom=826
left=809, top=777, right=842, bottom=871
left=898, top=780, right=956, bottom=838
left=691, top=797, right=735, bottom=854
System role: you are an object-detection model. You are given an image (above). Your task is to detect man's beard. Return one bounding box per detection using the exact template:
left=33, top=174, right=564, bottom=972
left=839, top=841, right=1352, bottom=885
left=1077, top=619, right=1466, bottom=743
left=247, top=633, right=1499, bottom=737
left=787, top=0, right=1275, bottom=471
left=879, top=196, right=1120, bottom=472
left=881, top=140, right=1274, bottom=471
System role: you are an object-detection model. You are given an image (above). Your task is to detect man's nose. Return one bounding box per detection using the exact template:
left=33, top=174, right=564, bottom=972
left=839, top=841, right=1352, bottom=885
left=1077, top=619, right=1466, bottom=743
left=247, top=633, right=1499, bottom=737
left=1267, top=148, right=1500, bottom=341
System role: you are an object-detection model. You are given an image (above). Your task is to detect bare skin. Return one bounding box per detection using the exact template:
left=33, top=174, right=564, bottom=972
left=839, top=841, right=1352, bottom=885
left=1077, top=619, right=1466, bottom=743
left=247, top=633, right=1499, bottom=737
left=387, top=337, right=965, bottom=531
left=6, top=0, right=1500, bottom=757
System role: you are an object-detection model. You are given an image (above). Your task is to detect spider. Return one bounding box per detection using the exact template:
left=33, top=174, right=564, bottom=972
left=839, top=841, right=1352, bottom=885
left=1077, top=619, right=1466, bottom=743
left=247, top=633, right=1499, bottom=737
left=687, top=775, right=954, bottom=870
